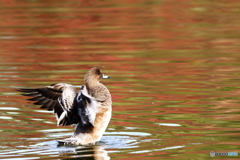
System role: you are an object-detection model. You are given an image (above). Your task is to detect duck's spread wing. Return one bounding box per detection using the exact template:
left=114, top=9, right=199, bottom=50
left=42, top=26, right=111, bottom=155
left=74, top=86, right=98, bottom=133
left=17, top=83, right=79, bottom=126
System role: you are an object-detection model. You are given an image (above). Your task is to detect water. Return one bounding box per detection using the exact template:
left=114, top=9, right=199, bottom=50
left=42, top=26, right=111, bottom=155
left=0, top=0, right=240, bottom=159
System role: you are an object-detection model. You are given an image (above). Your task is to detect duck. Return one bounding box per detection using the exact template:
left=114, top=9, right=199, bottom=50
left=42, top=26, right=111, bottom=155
left=17, top=67, right=112, bottom=145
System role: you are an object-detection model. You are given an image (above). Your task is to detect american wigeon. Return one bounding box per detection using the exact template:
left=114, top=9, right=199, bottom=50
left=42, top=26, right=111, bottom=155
left=17, top=67, right=112, bottom=145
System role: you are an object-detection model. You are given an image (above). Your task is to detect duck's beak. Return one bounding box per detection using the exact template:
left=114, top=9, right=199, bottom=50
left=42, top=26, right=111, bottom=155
left=102, top=74, right=110, bottom=79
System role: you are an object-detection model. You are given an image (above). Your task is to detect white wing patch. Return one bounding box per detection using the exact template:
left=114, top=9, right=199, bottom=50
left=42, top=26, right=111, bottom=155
left=86, top=99, right=98, bottom=126
left=81, top=86, right=98, bottom=126
left=56, top=110, right=67, bottom=126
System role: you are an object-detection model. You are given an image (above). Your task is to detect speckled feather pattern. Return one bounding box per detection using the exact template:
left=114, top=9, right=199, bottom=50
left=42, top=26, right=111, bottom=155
left=88, top=83, right=112, bottom=108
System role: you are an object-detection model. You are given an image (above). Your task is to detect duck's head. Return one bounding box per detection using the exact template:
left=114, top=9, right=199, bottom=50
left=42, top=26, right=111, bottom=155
left=84, top=67, right=110, bottom=86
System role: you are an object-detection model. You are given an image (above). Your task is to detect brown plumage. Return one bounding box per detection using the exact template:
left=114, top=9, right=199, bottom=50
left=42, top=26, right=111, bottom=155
left=17, top=67, right=112, bottom=145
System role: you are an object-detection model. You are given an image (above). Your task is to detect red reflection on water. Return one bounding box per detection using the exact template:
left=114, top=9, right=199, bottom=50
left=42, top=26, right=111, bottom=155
left=1, top=0, right=240, bottom=159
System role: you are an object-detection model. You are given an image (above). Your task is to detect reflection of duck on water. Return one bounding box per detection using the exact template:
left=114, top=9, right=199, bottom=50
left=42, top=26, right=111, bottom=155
left=59, top=145, right=110, bottom=160
left=17, top=67, right=112, bottom=145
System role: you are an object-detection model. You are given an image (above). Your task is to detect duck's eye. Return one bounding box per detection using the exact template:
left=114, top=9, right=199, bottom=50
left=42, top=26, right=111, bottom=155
left=95, top=69, right=101, bottom=75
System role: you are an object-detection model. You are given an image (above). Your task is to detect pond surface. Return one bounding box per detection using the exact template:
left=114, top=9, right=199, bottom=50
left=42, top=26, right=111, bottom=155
left=0, top=0, right=240, bottom=159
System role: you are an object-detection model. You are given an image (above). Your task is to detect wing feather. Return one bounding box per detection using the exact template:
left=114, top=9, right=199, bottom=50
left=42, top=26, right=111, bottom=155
left=28, top=96, right=45, bottom=101
left=34, top=98, right=49, bottom=105
left=17, top=83, right=79, bottom=126
left=75, top=86, right=98, bottom=127
left=17, top=83, right=100, bottom=131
